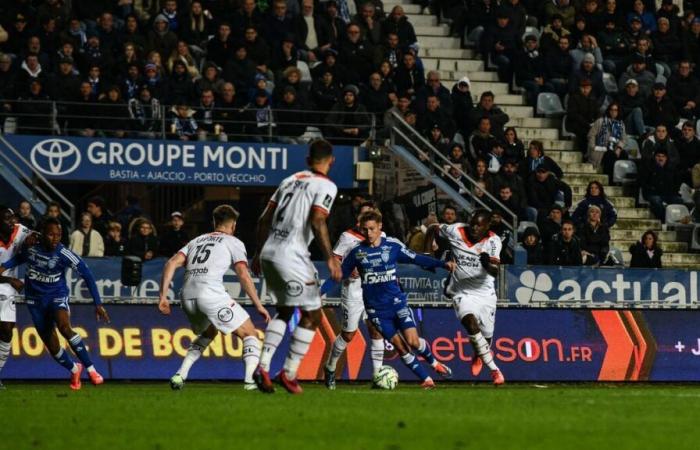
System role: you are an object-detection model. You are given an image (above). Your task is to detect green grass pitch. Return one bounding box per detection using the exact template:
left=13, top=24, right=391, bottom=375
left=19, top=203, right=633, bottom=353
left=2, top=382, right=699, bottom=450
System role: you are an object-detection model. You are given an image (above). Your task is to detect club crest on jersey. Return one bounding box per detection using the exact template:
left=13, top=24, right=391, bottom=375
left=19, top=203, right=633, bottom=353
left=381, top=251, right=390, bottom=263
left=285, top=280, right=303, bottom=297
left=47, top=258, right=58, bottom=269
left=217, top=307, right=234, bottom=323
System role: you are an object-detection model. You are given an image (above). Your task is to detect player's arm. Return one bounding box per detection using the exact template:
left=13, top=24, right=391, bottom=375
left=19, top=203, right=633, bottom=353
left=320, top=249, right=357, bottom=296
left=0, top=254, right=26, bottom=292
left=422, top=223, right=440, bottom=254
left=310, top=208, right=342, bottom=281
left=397, top=246, right=456, bottom=272
left=158, top=251, right=186, bottom=315
left=479, top=238, right=501, bottom=277
left=73, top=257, right=110, bottom=323
left=252, top=201, right=276, bottom=275
left=233, top=262, right=271, bottom=323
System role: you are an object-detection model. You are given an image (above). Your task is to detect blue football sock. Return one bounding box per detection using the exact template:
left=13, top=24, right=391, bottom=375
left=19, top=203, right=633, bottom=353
left=417, top=338, right=436, bottom=366
left=68, top=334, right=94, bottom=369
left=401, top=352, right=429, bottom=381
left=52, top=348, right=76, bottom=373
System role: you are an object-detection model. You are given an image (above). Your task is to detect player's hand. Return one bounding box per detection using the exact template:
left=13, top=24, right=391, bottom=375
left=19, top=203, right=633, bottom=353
left=158, top=296, right=171, bottom=315
left=96, top=305, right=111, bottom=323
left=24, top=232, right=40, bottom=247
left=257, top=305, right=271, bottom=323
left=479, top=252, right=491, bottom=267
left=8, top=278, right=24, bottom=292
left=444, top=261, right=457, bottom=272
left=328, top=257, right=342, bottom=282
left=251, top=254, right=262, bottom=276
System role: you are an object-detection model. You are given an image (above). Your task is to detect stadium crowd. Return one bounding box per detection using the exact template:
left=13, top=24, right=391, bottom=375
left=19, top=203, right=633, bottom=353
left=2, top=0, right=699, bottom=268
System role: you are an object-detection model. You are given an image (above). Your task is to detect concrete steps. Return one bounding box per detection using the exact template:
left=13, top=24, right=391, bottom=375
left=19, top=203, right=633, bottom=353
left=615, top=218, right=662, bottom=229
left=622, top=252, right=700, bottom=267
left=616, top=208, right=654, bottom=219
left=573, top=195, right=636, bottom=208
left=563, top=173, right=609, bottom=186
left=572, top=185, right=624, bottom=196
left=616, top=240, right=689, bottom=252
left=548, top=151, right=583, bottom=163
left=610, top=230, right=678, bottom=241
left=406, top=14, right=438, bottom=26
left=560, top=162, right=597, bottom=174
left=414, top=25, right=450, bottom=36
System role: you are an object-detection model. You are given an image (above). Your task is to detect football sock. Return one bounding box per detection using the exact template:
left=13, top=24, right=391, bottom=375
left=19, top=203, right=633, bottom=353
left=401, top=352, right=429, bottom=382
left=371, top=338, right=385, bottom=375
left=259, top=318, right=286, bottom=371
left=416, top=338, right=438, bottom=367
left=68, top=334, right=94, bottom=371
left=0, top=340, right=10, bottom=374
left=283, top=326, right=316, bottom=380
left=325, top=335, right=348, bottom=371
left=470, top=332, right=499, bottom=371
left=53, top=348, right=77, bottom=373
left=242, top=336, right=261, bottom=384
left=178, top=335, right=212, bottom=380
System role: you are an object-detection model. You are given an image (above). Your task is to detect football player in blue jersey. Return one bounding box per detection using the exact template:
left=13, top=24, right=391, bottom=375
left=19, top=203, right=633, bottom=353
left=322, top=210, right=455, bottom=389
left=0, top=218, right=110, bottom=390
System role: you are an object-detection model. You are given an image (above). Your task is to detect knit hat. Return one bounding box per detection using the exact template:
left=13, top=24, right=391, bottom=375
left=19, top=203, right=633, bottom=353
left=582, top=53, right=595, bottom=64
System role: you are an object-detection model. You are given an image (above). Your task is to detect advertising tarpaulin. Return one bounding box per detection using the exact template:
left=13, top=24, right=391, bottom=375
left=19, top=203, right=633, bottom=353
left=3, top=135, right=360, bottom=188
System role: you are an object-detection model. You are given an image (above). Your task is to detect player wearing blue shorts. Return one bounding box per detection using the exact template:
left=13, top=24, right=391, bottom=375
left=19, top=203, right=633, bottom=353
left=0, top=218, right=110, bottom=390
left=323, top=210, right=455, bottom=389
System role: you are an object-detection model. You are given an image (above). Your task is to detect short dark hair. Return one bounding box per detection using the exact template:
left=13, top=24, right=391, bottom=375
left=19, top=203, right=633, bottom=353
left=442, top=205, right=457, bottom=214
left=87, top=196, right=105, bottom=209
left=308, top=139, right=334, bottom=162
left=471, top=208, right=492, bottom=223
left=359, top=210, right=383, bottom=224
left=359, top=200, right=376, bottom=210
left=561, top=219, right=575, bottom=229
left=213, top=205, right=239, bottom=226
left=480, top=91, right=495, bottom=100
left=42, top=217, right=62, bottom=231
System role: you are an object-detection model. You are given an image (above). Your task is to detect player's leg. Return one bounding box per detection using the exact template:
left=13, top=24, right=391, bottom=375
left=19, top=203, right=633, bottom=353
left=255, top=260, right=291, bottom=385
left=399, top=311, right=453, bottom=380
left=278, top=307, right=322, bottom=394
left=233, top=318, right=262, bottom=390
left=324, top=296, right=363, bottom=388
left=367, top=320, right=385, bottom=377
left=0, top=321, right=14, bottom=388
left=32, top=305, right=82, bottom=389
left=461, top=309, right=504, bottom=385
left=387, top=332, right=434, bottom=389
left=53, top=302, right=103, bottom=385
left=170, top=324, right=218, bottom=390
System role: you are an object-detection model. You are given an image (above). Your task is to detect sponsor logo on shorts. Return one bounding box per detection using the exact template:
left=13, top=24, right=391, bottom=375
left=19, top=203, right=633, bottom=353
left=285, top=280, right=303, bottom=297
left=217, top=307, right=234, bottom=322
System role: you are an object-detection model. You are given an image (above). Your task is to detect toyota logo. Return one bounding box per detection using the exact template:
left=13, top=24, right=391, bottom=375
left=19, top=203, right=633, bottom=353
left=30, top=139, right=81, bottom=176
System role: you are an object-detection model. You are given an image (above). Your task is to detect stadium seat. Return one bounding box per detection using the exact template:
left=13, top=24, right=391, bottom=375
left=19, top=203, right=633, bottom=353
left=690, top=224, right=700, bottom=251
left=536, top=93, right=565, bottom=117
left=561, top=115, right=575, bottom=139
left=623, top=138, right=640, bottom=158
left=517, top=221, right=538, bottom=239
left=665, top=204, right=691, bottom=227
left=297, top=60, right=312, bottom=83
left=602, top=73, right=618, bottom=94
left=612, top=160, right=637, bottom=185
left=638, top=189, right=649, bottom=206
left=605, top=247, right=625, bottom=267
left=680, top=183, right=694, bottom=205
left=452, top=132, right=466, bottom=147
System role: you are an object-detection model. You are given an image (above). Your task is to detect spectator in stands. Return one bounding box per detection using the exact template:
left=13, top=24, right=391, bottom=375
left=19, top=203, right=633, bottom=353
left=572, top=181, right=618, bottom=229
left=169, top=104, right=198, bottom=141
left=16, top=79, right=52, bottom=135
left=232, top=0, right=264, bottom=39
left=433, top=205, right=458, bottom=259
left=362, top=72, right=394, bottom=125
left=407, top=212, right=438, bottom=253
left=494, top=158, right=533, bottom=220
left=323, top=1, right=348, bottom=47
left=539, top=205, right=564, bottom=245
left=69, top=212, right=105, bottom=257
left=644, top=82, right=679, bottom=131
left=677, top=121, right=700, bottom=187
left=15, top=52, right=47, bottom=97
left=577, top=205, right=610, bottom=265
left=207, top=23, right=234, bottom=70
left=652, top=17, right=682, bottom=73
left=242, top=89, right=275, bottom=142
left=570, top=34, right=604, bottom=75
left=419, top=94, right=455, bottom=138
left=683, top=17, right=700, bottom=67
left=167, top=40, right=200, bottom=80
left=468, top=117, right=497, bottom=164
left=99, top=86, right=130, bottom=138
left=355, top=2, right=384, bottom=46
left=243, top=27, right=271, bottom=75
left=600, top=0, right=623, bottom=29
left=181, top=1, right=214, bottom=47
left=312, top=68, right=342, bottom=112
left=394, top=51, right=424, bottom=98
left=214, top=82, right=245, bottom=139
left=263, top=0, right=296, bottom=48
left=86, top=196, right=111, bottom=237
left=473, top=157, right=495, bottom=193
left=587, top=102, right=627, bottom=169
left=425, top=123, right=451, bottom=156
left=540, top=14, right=571, bottom=55
left=496, top=185, right=526, bottom=220
left=225, top=43, right=257, bottom=97
left=566, top=79, right=599, bottom=157
left=482, top=10, right=519, bottom=84
left=598, top=18, right=629, bottom=75
left=527, top=166, right=572, bottom=222
left=43, top=201, right=70, bottom=245
left=416, top=70, right=452, bottom=116
left=338, top=22, right=375, bottom=86
left=127, top=217, right=159, bottom=261
left=54, top=56, right=80, bottom=102
left=159, top=212, right=189, bottom=258
left=544, top=0, right=576, bottom=30
left=631, top=36, right=659, bottom=76
left=521, top=226, right=544, bottom=265
left=668, top=61, right=700, bottom=121
left=546, top=220, right=583, bottom=266
left=147, top=14, right=178, bottom=63
left=657, top=0, right=681, bottom=32
left=143, top=63, right=166, bottom=101
left=568, top=52, right=605, bottom=98
left=382, top=5, right=417, bottom=48
left=515, top=35, right=554, bottom=106
left=104, top=221, right=126, bottom=257
left=325, top=84, right=371, bottom=145
left=463, top=0, right=496, bottom=51
left=446, top=143, right=471, bottom=175
left=486, top=140, right=505, bottom=174
left=128, top=86, right=161, bottom=139
left=276, top=86, right=308, bottom=143
left=628, top=0, right=657, bottom=35
left=520, top=140, right=564, bottom=180
left=451, top=77, right=472, bottom=140
left=629, top=230, right=663, bottom=268
left=502, top=127, right=525, bottom=163
left=619, top=79, right=648, bottom=137
left=295, top=0, right=332, bottom=63
left=545, top=34, right=573, bottom=98
left=639, top=148, right=683, bottom=222
left=641, top=124, right=680, bottom=166
left=469, top=91, right=509, bottom=139
left=618, top=55, right=655, bottom=98
left=16, top=200, right=36, bottom=230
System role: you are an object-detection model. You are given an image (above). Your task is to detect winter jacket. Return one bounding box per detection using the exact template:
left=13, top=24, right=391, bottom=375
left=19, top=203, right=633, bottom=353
left=546, top=234, right=583, bottom=266
left=572, top=196, right=618, bottom=228
left=629, top=242, right=663, bottom=268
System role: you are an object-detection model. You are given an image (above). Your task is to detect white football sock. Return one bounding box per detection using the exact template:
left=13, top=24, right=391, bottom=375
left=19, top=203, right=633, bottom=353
left=178, top=335, right=212, bottom=380
left=470, top=332, right=499, bottom=371
left=371, top=338, right=385, bottom=375
left=242, top=336, right=261, bottom=384
left=325, top=335, right=348, bottom=371
left=259, top=318, right=287, bottom=371
left=283, top=326, right=316, bottom=380
left=0, top=340, right=10, bottom=374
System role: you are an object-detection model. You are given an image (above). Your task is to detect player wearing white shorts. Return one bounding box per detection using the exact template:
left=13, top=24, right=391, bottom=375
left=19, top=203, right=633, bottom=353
left=323, top=202, right=387, bottom=389
left=425, top=209, right=505, bottom=385
left=158, top=205, right=271, bottom=390
left=252, top=139, right=342, bottom=394
left=0, top=207, right=32, bottom=389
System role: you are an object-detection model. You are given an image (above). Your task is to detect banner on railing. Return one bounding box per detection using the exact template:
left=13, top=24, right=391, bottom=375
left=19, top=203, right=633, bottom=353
left=3, top=135, right=360, bottom=188
left=506, top=266, right=700, bottom=306
left=3, top=306, right=699, bottom=382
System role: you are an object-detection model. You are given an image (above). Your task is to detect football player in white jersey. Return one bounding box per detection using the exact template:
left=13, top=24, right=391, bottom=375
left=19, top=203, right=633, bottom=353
left=323, top=201, right=387, bottom=389
left=158, top=205, right=271, bottom=390
left=251, top=139, right=342, bottom=394
left=425, top=209, right=505, bottom=385
left=0, top=207, right=32, bottom=388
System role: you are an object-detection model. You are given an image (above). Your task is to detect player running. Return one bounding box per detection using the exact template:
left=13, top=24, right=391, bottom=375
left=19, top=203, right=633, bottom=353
left=324, top=201, right=388, bottom=389
left=424, top=209, right=505, bottom=385
left=252, top=139, right=342, bottom=394
left=158, top=205, right=271, bottom=390
left=324, top=210, right=455, bottom=389
left=0, top=218, right=109, bottom=390
left=0, top=207, right=32, bottom=389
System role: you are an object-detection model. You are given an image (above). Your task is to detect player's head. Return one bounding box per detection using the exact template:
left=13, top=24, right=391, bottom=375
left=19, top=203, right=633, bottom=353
left=358, top=210, right=383, bottom=244
left=41, top=217, right=62, bottom=250
left=0, top=206, right=14, bottom=236
left=469, top=209, right=492, bottom=241
left=212, top=204, right=240, bottom=235
left=307, top=139, right=335, bottom=173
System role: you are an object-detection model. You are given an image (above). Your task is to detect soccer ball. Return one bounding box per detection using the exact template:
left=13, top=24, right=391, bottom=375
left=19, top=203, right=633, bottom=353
left=373, top=365, right=399, bottom=390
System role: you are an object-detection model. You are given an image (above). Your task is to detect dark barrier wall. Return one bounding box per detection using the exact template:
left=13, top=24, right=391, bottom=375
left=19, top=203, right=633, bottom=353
left=3, top=305, right=699, bottom=382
